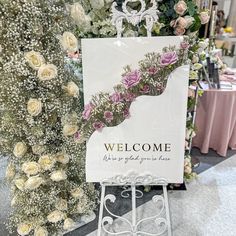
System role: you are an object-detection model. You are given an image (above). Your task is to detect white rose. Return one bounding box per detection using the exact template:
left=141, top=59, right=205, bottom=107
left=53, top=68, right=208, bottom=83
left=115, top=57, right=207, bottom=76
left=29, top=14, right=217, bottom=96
left=90, top=0, right=104, bottom=9
left=184, top=158, right=191, bottom=167
left=50, top=170, right=67, bottom=182
left=63, top=218, right=75, bottom=231
left=55, top=198, right=68, bottom=211
left=22, top=162, right=41, bottom=176
left=13, top=142, right=27, bottom=158
left=6, top=163, right=15, bottom=180
left=200, top=11, right=210, bottom=25
left=64, top=81, right=79, bottom=97
left=198, top=41, right=208, bottom=49
left=189, top=70, right=198, bottom=80
left=69, top=3, right=90, bottom=30
left=15, top=178, right=26, bottom=191
left=192, top=55, right=199, bottom=64
left=71, top=187, right=84, bottom=199
left=32, top=145, right=45, bottom=155
left=56, top=152, right=70, bottom=165
left=47, top=210, right=65, bottom=223
left=184, top=16, right=195, bottom=28
left=24, top=176, right=44, bottom=190
left=27, top=99, right=42, bottom=116
left=17, top=222, right=32, bottom=236
left=38, top=64, right=57, bottom=81
left=184, top=166, right=192, bottom=174
left=63, top=124, right=78, bottom=136
left=38, top=155, right=55, bottom=171
left=34, top=226, right=48, bottom=236
left=193, top=63, right=203, bottom=70
left=60, top=32, right=78, bottom=53
left=25, top=51, right=45, bottom=70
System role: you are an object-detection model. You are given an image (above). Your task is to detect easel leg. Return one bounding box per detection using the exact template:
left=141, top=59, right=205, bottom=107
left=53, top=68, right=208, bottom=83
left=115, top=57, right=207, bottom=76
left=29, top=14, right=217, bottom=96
left=163, top=185, right=172, bottom=236
left=131, top=185, right=137, bottom=235
left=98, top=184, right=106, bottom=236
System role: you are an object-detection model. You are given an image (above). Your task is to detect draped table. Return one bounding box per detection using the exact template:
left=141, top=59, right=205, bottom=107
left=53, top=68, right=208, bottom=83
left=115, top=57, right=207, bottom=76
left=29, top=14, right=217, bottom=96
left=192, top=88, right=236, bottom=157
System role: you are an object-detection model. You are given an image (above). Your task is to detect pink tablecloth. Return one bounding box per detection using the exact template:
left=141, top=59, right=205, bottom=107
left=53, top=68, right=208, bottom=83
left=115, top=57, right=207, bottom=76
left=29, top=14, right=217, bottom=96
left=192, top=89, right=236, bottom=156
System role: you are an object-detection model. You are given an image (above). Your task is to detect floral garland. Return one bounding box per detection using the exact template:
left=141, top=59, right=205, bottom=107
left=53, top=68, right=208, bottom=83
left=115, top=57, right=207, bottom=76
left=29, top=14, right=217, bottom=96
left=72, top=40, right=190, bottom=142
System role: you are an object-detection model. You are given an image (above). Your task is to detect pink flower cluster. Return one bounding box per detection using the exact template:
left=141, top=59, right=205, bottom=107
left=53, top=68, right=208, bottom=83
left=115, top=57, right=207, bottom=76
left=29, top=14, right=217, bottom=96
left=122, top=70, right=141, bottom=89
left=160, top=51, right=178, bottom=66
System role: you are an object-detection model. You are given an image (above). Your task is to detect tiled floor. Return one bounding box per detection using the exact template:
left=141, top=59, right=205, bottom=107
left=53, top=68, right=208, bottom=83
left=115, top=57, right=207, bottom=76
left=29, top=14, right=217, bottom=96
left=0, top=148, right=235, bottom=236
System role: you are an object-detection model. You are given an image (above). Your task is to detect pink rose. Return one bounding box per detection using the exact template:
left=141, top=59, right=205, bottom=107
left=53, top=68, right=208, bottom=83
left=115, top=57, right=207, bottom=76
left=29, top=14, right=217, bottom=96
left=148, top=67, right=158, bottom=75
left=174, top=26, right=186, bottom=36
left=110, top=92, right=122, bottom=103
left=82, top=103, right=94, bottom=120
left=123, top=108, right=130, bottom=119
left=74, top=131, right=81, bottom=141
left=160, top=51, right=178, bottom=66
left=123, top=93, right=136, bottom=102
left=174, top=0, right=187, bottom=16
left=104, top=111, right=113, bottom=123
left=122, top=70, right=141, bottom=89
left=180, top=41, right=190, bottom=49
left=140, top=85, right=150, bottom=94
left=68, top=51, right=80, bottom=59
left=176, top=17, right=188, bottom=28
left=93, top=121, right=104, bottom=131
left=200, top=12, right=210, bottom=25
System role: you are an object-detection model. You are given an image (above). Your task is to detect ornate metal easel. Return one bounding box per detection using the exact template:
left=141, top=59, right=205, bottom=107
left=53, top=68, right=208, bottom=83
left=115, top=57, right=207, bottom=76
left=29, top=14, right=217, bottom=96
left=97, top=1, right=172, bottom=235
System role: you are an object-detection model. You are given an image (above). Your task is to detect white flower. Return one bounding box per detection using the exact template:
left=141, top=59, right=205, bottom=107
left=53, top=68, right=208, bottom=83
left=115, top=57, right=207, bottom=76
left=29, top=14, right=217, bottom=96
left=198, top=40, right=208, bottom=49
left=25, top=51, right=45, bottom=70
left=47, top=210, right=65, bottom=223
left=60, top=32, right=78, bottom=53
left=189, top=70, right=198, bottom=80
left=63, top=218, right=75, bottom=231
left=55, top=198, right=68, bottom=211
left=38, top=64, right=57, bottom=81
left=76, top=204, right=84, bottom=214
left=68, top=3, right=91, bottom=30
left=17, top=222, right=32, bottom=236
left=50, top=170, right=67, bottom=182
left=24, top=176, right=44, bottom=190
left=14, top=178, right=26, bottom=191
left=6, top=163, right=15, bottom=180
left=123, top=30, right=138, bottom=37
left=200, top=11, right=210, bottom=25
left=184, top=166, right=192, bottom=174
left=38, top=155, right=55, bottom=171
left=71, top=187, right=84, bottom=199
left=22, top=162, right=41, bottom=176
left=56, top=152, right=70, bottom=165
left=13, top=142, right=27, bottom=158
left=90, top=0, right=104, bottom=9
left=27, top=99, right=42, bottom=116
left=192, top=55, right=199, bottom=64
left=184, top=16, right=195, bottom=28
left=63, top=124, right=78, bottom=136
left=34, top=226, right=48, bottom=236
left=64, top=81, right=79, bottom=97
left=32, top=145, right=45, bottom=155
left=193, top=63, right=203, bottom=70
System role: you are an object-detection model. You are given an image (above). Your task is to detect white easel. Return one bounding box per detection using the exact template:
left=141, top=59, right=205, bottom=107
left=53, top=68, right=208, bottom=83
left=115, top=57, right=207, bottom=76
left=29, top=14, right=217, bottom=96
left=97, top=1, right=172, bottom=235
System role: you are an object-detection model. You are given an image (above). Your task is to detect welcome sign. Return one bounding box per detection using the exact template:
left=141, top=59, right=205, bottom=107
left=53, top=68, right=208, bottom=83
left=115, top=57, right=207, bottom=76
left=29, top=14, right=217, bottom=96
left=82, top=37, right=189, bottom=183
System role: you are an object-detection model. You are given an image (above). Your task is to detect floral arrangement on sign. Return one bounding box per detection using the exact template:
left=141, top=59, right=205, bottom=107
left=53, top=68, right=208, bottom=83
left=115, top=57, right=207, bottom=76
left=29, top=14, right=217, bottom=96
left=75, top=40, right=190, bottom=141
left=0, top=1, right=97, bottom=235
left=67, top=0, right=210, bottom=180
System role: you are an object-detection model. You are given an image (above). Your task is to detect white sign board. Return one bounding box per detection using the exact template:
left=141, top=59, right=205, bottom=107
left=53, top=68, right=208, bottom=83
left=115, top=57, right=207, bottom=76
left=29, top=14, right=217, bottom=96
left=82, top=37, right=189, bottom=183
